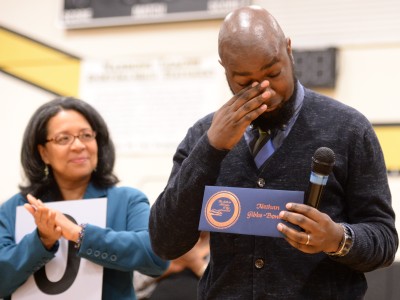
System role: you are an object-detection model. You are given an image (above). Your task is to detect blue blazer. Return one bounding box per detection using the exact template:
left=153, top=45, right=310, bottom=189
left=0, top=183, right=169, bottom=299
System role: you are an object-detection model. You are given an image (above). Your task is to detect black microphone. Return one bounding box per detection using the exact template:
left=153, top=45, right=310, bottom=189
left=304, top=147, right=335, bottom=209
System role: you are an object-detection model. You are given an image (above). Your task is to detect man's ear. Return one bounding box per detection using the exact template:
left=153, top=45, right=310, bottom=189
left=286, top=37, right=294, bottom=63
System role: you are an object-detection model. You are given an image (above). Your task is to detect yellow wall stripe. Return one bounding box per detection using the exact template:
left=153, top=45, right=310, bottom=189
left=373, top=125, right=400, bottom=173
left=0, top=26, right=80, bottom=96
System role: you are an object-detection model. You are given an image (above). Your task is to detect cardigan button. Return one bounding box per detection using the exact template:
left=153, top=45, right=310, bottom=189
left=255, top=258, right=265, bottom=269
left=257, top=178, right=265, bottom=188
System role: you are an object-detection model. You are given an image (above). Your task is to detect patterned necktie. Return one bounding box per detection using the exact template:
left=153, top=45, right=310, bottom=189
left=252, top=128, right=271, bottom=156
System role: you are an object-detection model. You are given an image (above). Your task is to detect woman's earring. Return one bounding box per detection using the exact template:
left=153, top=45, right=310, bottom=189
left=44, top=165, right=49, bottom=178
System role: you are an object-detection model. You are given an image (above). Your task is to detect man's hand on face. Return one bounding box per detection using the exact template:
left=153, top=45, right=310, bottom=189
left=207, top=80, right=275, bottom=150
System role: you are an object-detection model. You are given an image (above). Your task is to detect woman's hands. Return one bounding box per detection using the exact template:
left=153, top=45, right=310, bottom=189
left=24, top=194, right=81, bottom=250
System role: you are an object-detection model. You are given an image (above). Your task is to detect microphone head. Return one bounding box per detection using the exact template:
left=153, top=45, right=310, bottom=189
left=312, top=147, right=335, bottom=175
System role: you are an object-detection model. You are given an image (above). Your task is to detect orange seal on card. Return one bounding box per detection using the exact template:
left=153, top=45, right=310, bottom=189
left=205, top=191, right=241, bottom=229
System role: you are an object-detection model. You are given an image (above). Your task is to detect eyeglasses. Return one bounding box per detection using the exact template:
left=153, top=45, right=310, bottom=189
left=46, top=130, right=97, bottom=146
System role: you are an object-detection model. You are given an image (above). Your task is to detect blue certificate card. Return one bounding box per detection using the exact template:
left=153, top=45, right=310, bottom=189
left=199, top=186, right=304, bottom=238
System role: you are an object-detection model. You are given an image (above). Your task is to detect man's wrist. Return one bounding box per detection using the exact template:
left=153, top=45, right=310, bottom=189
left=325, top=223, right=353, bottom=257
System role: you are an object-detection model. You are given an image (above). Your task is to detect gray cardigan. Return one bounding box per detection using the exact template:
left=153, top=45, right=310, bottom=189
left=150, top=88, right=398, bottom=299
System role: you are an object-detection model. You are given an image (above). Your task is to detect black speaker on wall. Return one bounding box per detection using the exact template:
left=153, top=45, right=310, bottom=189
left=292, top=47, right=337, bottom=89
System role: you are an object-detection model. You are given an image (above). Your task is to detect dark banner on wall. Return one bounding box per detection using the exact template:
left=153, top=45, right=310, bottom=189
left=62, top=0, right=252, bottom=29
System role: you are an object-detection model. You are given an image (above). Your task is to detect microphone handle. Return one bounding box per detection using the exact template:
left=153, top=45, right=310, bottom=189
left=305, top=172, right=329, bottom=209
left=305, top=182, right=324, bottom=208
